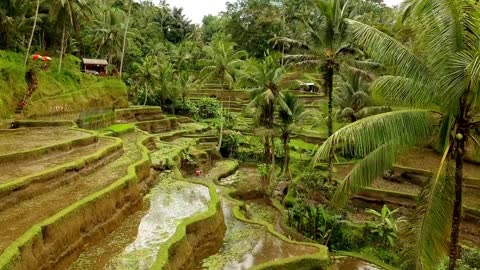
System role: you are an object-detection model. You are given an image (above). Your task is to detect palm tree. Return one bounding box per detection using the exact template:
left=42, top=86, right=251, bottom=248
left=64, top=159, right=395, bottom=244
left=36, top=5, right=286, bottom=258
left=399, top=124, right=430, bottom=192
left=155, top=60, right=176, bottom=112
left=314, top=1, right=480, bottom=269
left=200, top=39, right=246, bottom=95
left=278, top=92, right=304, bottom=178
left=89, top=7, right=125, bottom=64
left=334, top=62, right=389, bottom=122
left=48, top=0, right=90, bottom=72
left=131, top=55, right=158, bottom=105
left=0, top=0, right=29, bottom=49
left=241, top=54, right=290, bottom=189
left=24, top=0, right=40, bottom=66
left=200, top=39, right=246, bottom=151
left=119, top=0, right=132, bottom=77
left=277, top=0, right=357, bottom=182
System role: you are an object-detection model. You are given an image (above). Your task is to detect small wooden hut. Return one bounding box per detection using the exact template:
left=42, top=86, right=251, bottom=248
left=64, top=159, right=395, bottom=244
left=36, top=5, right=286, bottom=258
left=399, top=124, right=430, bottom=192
left=81, top=58, right=108, bottom=76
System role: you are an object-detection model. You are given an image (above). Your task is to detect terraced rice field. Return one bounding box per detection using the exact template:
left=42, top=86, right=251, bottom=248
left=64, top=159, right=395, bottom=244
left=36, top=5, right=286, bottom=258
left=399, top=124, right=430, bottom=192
left=0, top=131, right=145, bottom=253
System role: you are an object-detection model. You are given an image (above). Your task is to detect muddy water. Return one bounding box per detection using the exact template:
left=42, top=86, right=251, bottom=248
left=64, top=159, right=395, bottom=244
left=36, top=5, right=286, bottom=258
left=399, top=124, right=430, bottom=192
left=199, top=164, right=319, bottom=269
left=330, top=257, right=380, bottom=270
left=201, top=198, right=318, bottom=270
left=69, top=175, right=210, bottom=270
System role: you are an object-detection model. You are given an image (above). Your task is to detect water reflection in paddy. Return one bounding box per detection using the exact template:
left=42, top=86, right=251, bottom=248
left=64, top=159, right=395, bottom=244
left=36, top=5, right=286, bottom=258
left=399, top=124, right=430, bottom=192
left=330, top=257, right=381, bottom=270
left=69, top=175, right=210, bottom=270
left=106, top=179, right=210, bottom=269
left=201, top=198, right=318, bottom=270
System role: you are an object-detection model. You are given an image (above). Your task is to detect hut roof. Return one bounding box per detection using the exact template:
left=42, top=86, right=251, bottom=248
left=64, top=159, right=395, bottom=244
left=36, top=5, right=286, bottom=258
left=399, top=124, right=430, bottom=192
left=82, top=58, right=108, bottom=66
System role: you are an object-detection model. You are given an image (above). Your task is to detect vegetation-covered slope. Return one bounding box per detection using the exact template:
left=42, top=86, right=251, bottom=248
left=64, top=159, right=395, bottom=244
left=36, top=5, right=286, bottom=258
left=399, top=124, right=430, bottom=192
left=0, top=50, right=128, bottom=119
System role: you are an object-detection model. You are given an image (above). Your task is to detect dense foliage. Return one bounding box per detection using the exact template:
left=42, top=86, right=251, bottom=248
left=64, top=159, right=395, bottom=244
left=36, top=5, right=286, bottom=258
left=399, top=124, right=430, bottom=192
left=2, top=1, right=480, bottom=270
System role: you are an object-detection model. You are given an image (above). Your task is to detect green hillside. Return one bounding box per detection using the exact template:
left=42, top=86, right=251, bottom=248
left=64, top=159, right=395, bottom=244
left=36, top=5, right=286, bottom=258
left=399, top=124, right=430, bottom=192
left=0, top=51, right=128, bottom=119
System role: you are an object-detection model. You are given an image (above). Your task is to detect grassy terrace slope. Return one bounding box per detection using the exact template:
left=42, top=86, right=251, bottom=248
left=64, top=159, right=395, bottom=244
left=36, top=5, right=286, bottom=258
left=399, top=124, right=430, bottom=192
left=0, top=50, right=128, bottom=119
left=0, top=131, right=146, bottom=254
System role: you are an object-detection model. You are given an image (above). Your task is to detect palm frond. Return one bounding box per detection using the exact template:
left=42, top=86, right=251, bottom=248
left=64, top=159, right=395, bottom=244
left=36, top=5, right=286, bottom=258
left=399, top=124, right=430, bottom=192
left=332, top=142, right=402, bottom=206
left=469, top=134, right=480, bottom=148
left=402, top=143, right=455, bottom=270
left=369, top=75, right=434, bottom=108
left=313, top=110, right=437, bottom=163
left=347, top=19, right=430, bottom=82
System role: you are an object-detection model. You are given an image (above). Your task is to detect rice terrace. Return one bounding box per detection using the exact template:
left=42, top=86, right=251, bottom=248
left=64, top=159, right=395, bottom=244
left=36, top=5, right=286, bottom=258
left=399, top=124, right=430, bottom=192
left=0, top=0, right=479, bottom=269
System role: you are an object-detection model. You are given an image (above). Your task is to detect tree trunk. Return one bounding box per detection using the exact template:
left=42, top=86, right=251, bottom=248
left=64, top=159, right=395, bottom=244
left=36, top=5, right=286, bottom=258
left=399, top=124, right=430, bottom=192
left=119, top=0, right=132, bottom=77
left=25, top=0, right=40, bottom=66
left=282, top=132, right=290, bottom=178
left=143, top=83, right=148, bottom=105
left=448, top=111, right=467, bottom=270
left=58, top=21, right=66, bottom=73
left=217, top=75, right=225, bottom=152
left=326, top=63, right=334, bottom=183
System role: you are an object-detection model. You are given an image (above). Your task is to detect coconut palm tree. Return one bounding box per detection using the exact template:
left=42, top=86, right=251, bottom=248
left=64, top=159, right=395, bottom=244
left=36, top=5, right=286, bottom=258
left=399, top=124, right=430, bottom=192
left=119, top=0, right=131, bottom=77
left=155, top=60, right=177, bottom=112
left=314, top=1, right=480, bottom=269
left=48, top=0, right=90, bottom=72
left=0, top=0, right=29, bottom=50
left=131, top=55, right=159, bottom=105
left=200, top=39, right=246, bottom=151
left=241, top=54, right=291, bottom=189
left=200, top=39, right=246, bottom=94
left=276, top=0, right=358, bottom=183
left=334, top=62, right=390, bottom=122
left=89, top=7, right=125, bottom=64
left=278, top=92, right=304, bottom=178
left=24, top=0, right=40, bottom=66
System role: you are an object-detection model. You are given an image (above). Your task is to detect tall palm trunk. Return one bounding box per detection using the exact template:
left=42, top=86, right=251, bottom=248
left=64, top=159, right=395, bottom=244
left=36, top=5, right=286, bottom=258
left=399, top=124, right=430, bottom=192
left=282, top=131, right=290, bottom=178
left=325, top=60, right=335, bottom=183
left=58, top=21, right=66, bottom=73
left=24, top=0, right=40, bottom=66
left=448, top=102, right=468, bottom=270
left=119, top=0, right=131, bottom=77
left=217, top=75, right=225, bottom=152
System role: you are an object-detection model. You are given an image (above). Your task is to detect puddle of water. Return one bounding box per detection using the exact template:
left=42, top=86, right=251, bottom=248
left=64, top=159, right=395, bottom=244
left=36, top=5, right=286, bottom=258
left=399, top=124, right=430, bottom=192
left=330, top=257, right=381, bottom=270
left=201, top=199, right=318, bottom=270
left=69, top=175, right=210, bottom=270
left=106, top=179, right=210, bottom=269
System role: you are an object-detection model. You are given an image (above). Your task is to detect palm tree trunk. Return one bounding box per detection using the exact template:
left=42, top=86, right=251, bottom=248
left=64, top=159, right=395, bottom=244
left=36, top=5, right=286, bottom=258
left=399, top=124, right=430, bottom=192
left=282, top=132, right=290, bottom=178
left=119, top=0, right=131, bottom=78
left=24, top=0, right=40, bottom=66
left=448, top=112, right=467, bottom=270
left=217, top=76, right=225, bottom=152
left=326, top=64, right=334, bottom=183
left=143, top=84, right=148, bottom=105
left=58, top=21, right=66, bottom=73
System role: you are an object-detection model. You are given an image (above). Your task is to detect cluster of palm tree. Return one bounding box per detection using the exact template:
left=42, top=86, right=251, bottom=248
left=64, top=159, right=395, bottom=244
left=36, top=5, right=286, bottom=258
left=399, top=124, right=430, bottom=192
left=313, top=0, right=480, bottom=269
left=0, top=0, right=196, bottom=74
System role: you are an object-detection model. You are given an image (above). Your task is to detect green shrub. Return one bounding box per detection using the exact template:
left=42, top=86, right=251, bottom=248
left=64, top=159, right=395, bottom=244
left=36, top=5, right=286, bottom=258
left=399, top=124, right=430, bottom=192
left=329, top=223, right=366, bottom=251
left=365, top=205, right=400, bottom=248
left=359, top=246, right=400, bottom=266
left=196, top=97, right=220, bottom=119
left=0, top=51, right=27, bottom=118
left=174, top=99, right=198, bottom=116
left=219, top=131, right=241, bottom=158
left=456, top=248, right=480, bottom=270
